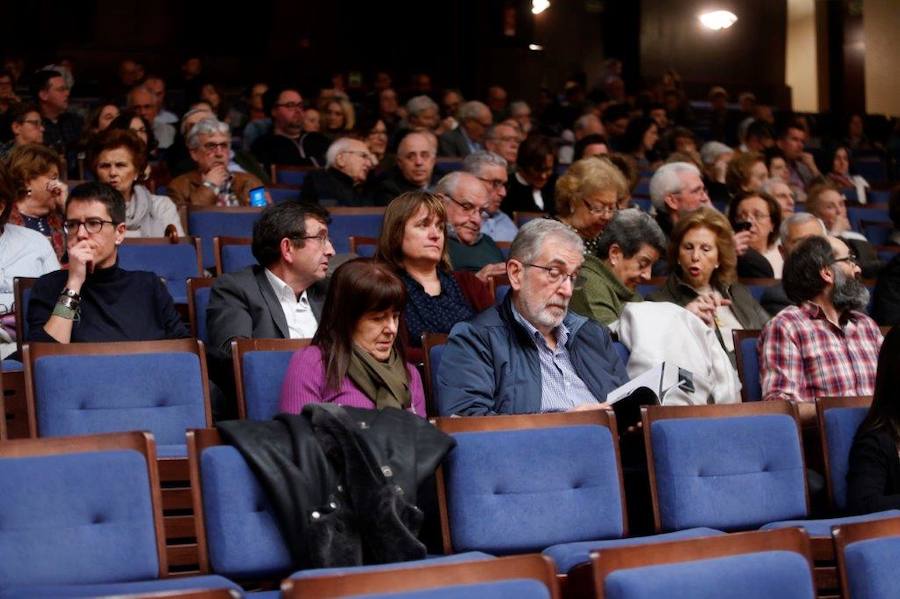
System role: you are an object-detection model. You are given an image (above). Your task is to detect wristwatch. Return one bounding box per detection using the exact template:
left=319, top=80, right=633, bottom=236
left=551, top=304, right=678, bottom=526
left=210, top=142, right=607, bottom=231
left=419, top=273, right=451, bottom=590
left=202, top=180, right=219, bottom=193
left=60, top=287, right=80, bottom=300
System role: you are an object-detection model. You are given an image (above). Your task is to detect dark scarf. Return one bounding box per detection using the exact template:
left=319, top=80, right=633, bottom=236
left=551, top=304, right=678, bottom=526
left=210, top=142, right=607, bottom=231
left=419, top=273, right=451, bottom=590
left=346, top=345, right=411, bottom=410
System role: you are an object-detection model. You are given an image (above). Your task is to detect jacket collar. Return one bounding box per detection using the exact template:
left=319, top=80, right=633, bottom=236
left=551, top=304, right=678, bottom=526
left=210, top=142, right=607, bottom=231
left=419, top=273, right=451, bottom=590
left=497, top=291, right=588, bottom=349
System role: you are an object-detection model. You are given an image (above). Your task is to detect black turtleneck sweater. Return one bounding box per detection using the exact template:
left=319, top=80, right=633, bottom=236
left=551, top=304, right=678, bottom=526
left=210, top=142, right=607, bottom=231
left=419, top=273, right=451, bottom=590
left=27, top=263, right=189, bottom=343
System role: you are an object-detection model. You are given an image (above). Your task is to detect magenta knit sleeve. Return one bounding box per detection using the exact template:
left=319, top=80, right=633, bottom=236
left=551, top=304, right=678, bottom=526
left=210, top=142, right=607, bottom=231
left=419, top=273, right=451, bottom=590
left=408, top=364, right=427, bottom=418
left=278, top=346, right=326, bottom=414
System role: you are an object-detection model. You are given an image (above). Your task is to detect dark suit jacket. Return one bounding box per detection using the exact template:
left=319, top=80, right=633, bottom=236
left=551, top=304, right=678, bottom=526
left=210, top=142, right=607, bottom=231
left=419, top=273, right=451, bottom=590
left=847, top=427, right=900, bottom=515
left=206, top=265, right=328, bottom=363
left=372, top=167, right=432, bottom=206
left=438, top=127, right=473, bottom=158
left=300, top=168, right=375, bottom=206
left=501, top=174, right=556, bottom=217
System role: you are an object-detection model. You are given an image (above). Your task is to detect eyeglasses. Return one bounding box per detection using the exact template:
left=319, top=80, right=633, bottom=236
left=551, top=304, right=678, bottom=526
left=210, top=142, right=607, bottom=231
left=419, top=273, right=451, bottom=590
left=275, top=101, right=304, bottom=110
left=832, top=253, right=858, bottom=266
left=202, top=141, right=230, bottom=153
left=524, top=263, right=585, bottom=289
left=737, top=212, right=770, bottom=222
left=22, top=119, right=44, bottom=128
left=583, top=200, right=617, bottom=216
left=63, top=218, right=117, bottom=235
left=446, top=195, right=490, bottom=220
left=293, top=231, right=331, bottom=247
left=477, top=176, right=507, bottom=190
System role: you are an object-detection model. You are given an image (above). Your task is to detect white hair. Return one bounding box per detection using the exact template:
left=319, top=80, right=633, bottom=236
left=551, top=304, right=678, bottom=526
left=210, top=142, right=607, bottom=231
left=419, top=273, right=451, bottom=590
left=458, top=101, right=489, bottom=121
left=325, top=137, right=360, bottom=168
left=463, top=151, right=508, bottom=175
left=186, top=117, right=230, bottom=150
left=509, top=218, right=584, bottom=264
left=406, top=95, right=439, bottom=117
left=574, top=113, right=601, bottom=133
left=649, top=162, right=700, bottom=212
left=434, top=171, right=480, bottom=199
left=509, top=100, right=530, bottom=116
left=779, top=213, right=827, bottom=246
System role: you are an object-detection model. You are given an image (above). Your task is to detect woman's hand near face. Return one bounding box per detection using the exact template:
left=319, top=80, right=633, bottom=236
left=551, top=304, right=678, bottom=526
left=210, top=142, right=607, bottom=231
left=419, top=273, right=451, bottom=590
left=685, top=292, right=731, bottom=326
left=66, top=239, right=97, bottom=290
left=732, top=230, right=751, bottom=256
left=47, top=179, right=68, bottom=212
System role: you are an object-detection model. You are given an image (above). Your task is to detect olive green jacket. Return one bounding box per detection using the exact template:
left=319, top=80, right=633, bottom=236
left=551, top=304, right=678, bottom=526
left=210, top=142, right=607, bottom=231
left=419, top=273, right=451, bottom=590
left=569, top=255, right=641, bottom=326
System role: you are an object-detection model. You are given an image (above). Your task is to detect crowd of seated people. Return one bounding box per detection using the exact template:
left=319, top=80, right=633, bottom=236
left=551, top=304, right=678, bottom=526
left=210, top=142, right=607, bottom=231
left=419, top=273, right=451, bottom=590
left=4, top=56, right=900, bottom=592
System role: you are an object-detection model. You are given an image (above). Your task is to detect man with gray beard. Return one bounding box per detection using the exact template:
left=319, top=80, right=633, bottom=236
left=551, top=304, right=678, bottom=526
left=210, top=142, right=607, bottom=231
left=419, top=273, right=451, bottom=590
left=759, top=235, right=883, bottom=403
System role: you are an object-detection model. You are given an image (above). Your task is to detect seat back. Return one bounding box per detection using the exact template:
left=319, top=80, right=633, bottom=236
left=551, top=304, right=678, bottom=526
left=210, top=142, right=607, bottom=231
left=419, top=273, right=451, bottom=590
left=816, top=396, right=873, bottom=512
left=732, top=329, right=762, bottom=402
left=23, top=340, right=212, bottom=454
left=861, top=220, right=891, bottom=245
left=213, top=236, right=255, bottom=274
left=422, top=332, right=448, bottom=418
left=592, top=528, right=814, bottom=599
left=272, top=164, right=315, bottom=186
left=187, top=277, right=216, bottom=343
left=0, top=431, right=166, bottom=586
left=513, top=211, right=547, bottom=227
left=738, top=278, right=777, bottom=302
left=328, top=207, right=385, bottom=254
left=643, top=403, right=808, bottom=533
left=232, top=338, right=312, bottom=420
left=834, top=516, right=900, bottom=599
left=435, top=411, right=627, bottom=554
left=282, top=554, right=559, bottom=599
left=268, top=186, right=300, bottom=204
left=349, top=235, right=378, bottom=257
left=117, top=237, right=203, bottom=304
left=188, top=429, right=293, bottom=579
left=188, top=207, right=262, bottom=270
left=13, top=276, right=37, bottom=356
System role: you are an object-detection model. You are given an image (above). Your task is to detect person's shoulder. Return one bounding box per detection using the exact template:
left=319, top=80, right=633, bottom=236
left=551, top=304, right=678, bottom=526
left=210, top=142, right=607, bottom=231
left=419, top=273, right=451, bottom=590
left=763, top=305, right=805, bottom=332
left=214, top=265, right=261, bottom=289
left=4, top=223, right=50, bottom=245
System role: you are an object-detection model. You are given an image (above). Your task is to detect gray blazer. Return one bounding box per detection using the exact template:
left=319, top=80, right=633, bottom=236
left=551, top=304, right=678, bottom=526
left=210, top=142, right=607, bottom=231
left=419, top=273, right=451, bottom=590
left=438, top=128, right=473, bottom=158
left=206, top=265, right=328, bottom=363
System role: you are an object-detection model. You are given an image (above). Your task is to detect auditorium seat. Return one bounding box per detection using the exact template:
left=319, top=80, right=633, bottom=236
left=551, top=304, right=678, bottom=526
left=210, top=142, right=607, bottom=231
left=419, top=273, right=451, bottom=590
left=118, top=237, right=204, bottom=304
left=833, top=516, right=900, bottom=599
left=421, top=332, right=448, bottom=418
left=187, top=277, right=216, bottom=344
left=188, top=206, right=263, bottom=270
left=512, top=211, right=547, bottom=227
left=816, top=396, right=873, bottom=512
left=231, top=337, right=311, bottom=420
left=213, top=236, right=255, bottom=274
left=328, top=207, right=386, bottom=254
left=12, top=276, right=36, bottom=357
left=349, top=235, right=378, bottom=257
left=732, top=329, right=762, bottom=402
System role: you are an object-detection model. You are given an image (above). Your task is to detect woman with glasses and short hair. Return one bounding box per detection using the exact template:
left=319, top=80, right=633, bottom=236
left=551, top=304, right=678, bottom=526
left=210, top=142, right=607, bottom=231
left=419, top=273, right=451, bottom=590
left=727, top=190, right=783, bottom=278
left=26, top=181, right=188, bottom=344
left=553, top=157, right=629, bottom=256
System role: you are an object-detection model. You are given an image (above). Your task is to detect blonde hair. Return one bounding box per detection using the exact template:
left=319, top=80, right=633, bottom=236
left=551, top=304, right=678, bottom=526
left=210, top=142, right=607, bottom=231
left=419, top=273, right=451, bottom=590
left=669, top=206, right=738, bottom=287
left=554, top=157, right=627, bottom=216
left=4, top=143, right=64, bottom=199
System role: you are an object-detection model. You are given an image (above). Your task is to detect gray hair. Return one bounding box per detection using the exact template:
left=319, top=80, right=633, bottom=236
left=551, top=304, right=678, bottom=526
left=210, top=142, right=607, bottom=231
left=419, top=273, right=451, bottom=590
left=778, top=212, right=827, bottom=246
left=700, top=141, right=733, bottom=166
left=595, top=209, right=667, bottom=259
left=458, top=100, right=489, bottom=122
left=649, top=162, right=700, bottom=211
left=463, top=150, right=507, bottom=175
left=325, top=137, right=360, bottom=168
left=761, top=177, right=791, bottom=196
left=406, top=95, right=439, bottom=117
left=509, top=100, right=530, bottom=117
left=434, top=171, right=478, bottom=199
left=180, top=106, right=214, bottom=136
left=574, top=114, right=601, bottom=133
left=509, top=218, right=584, bottom=264
left=186, top=117, right=230, bottom=150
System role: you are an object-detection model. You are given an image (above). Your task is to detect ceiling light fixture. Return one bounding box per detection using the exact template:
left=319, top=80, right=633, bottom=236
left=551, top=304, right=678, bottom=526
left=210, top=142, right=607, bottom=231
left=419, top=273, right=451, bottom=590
left=528, top=44, right=544, bottom=51
left=698, top=10, right=738, bottom=30
left=532, top=0, right=550, bottom=15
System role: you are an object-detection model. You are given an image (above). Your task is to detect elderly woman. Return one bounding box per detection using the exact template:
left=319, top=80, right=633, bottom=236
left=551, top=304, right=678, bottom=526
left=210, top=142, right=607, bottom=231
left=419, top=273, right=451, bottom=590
left=278, top=258, right=426, bottom=417
left=728, top=190, right=783, bottom=278
left=502, top=134, right=557, bottom=216
left=4, top=143, right=67, bottom=259
left=107, top=109, right=171, bottom=190
left=569, top=209, right=667, bottom=325
left=649, top=207, right=769, bottom=356
left=554, top=157, right=629, bottom=256
left=168, top=117, right=267, bottom=207
left=90, top=128, right=183, bottom=238
left=725, top=151, right=768, bottom=195
left=374, top=191, right=491, bottom=354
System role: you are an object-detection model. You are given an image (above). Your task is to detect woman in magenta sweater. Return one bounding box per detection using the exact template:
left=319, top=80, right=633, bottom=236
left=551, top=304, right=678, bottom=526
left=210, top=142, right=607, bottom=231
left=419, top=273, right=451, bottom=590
left=279, top=258, right=426, bottom=417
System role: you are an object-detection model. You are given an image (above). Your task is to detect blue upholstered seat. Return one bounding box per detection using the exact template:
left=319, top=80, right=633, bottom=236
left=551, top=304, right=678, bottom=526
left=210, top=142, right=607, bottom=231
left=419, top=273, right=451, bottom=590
left=601, top=551, right=814, bottom=599
left=821, top=405, right=869, bottom=510
left=192, top=284, right=212, bottom=344
left=330, top=579, right=550, bottom=599
left=117, top=242, right=201, bottom=304
left=328, top=210, right=385, bottom=254
left=760, top=510, right=900, bottom=536
left=221, top=244, right=256, bottom=273
left=843, top=536, right=900, bottom=599
left=1, top=358, right=23, bottom=372
left=0, top=436, right=240, bottom=597
left=31, top=351, right=208, bottom=454
left=269, top=187, right=300, bottom=204
left=735, top=333, right=761, bottom=402
left=240, top=349, right=296, bottom=420
left=188, top=208, right=262, bottom=269
left=290, top=552, right=495, bottom=579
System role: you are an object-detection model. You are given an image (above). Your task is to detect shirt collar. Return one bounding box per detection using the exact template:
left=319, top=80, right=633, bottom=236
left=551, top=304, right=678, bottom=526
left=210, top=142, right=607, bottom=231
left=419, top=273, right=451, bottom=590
left=265, top=267, right=309, bottom=304
left=800, top=300, right=862, bottom=326
left=510, top=300, right=569, bottom=350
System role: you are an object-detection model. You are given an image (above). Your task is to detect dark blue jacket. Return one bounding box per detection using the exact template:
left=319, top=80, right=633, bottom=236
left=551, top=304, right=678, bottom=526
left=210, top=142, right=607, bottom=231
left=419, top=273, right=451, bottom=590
left=436, top=294, right=628, bottom=416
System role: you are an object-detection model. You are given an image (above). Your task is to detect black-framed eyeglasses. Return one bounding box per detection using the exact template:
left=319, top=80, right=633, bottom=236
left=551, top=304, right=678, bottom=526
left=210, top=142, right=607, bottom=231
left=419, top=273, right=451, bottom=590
left=63, top=218, right=117, bottom=235
left=292, top=231, right=331, bottom=247
left=275, top=101, right=304, bottom=110
left=477, top=176, right=507, bottom=190
left=832, top=253, right=858, bottom=266
left=524, top=263, right=585, bottom=289
left=202, top=141, right=229, bottom=153
left=446, top=195, right=490, bottom=220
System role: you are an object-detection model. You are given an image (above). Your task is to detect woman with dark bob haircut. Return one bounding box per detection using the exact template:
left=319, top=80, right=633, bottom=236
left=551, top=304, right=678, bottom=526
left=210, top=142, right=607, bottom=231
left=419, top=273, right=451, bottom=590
left=847, top=326, right=900, bottom=514
left=279, top=258, right=426, bottom=417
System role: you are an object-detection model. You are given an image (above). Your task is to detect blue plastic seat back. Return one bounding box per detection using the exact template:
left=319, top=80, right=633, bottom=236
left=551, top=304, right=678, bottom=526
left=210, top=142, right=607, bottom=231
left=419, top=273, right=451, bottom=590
left=602, top=550, right=814, bottom=599
left=650, top=414, right=807, bottom=532
left=845, top=536, right=900, bottom=599
left=200, top=445, right=292, bottom=578
left=739, top=337, right=761, bottom=402
left=847, top=206, right=889, bottom=232
left=189, top=210, right=261, bottom=269
left=343, top=580, right=551, bottom=599
left=823, top=406, right=868, bottom=510
left=33, top=353, right=207, bottom=446
left=275, top=169, right=308, bottom=186
left=17, top=283, right=33, bottom=341
left=0, top=449, right=159, bottom=586
left=221, top=244, right=256, bottom=273
left=444, top=425, right=624, bottom=554
left=242, top=349, right=297, bottom=420
left=269, top=187, right=300, bottom=204
left=193, top=286, right=212, bottom=344
left=861, top=221, right=891, bottom=245
left=329, top=213, right=385, bottom=254
left=117, top=244, right=200, bottom=304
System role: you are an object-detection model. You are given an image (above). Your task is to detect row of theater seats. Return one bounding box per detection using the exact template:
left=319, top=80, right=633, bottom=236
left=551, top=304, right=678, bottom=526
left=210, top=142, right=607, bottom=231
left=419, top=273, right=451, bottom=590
left=2, top=402, right=900, bottom=597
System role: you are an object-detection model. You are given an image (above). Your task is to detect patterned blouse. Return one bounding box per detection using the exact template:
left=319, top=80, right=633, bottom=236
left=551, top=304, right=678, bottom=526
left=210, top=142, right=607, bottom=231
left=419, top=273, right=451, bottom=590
left=401, top=269, right=474, bottom=348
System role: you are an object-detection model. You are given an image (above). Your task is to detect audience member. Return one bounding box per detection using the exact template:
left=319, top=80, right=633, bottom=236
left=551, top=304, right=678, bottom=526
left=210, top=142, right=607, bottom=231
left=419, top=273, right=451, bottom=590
left=570, top=209, right=666, bottom=325
left=482, top=122, right=520, bottom=165
left=648, top=207, right=770, bottom=358
left=31, top=69, right=82, bottom=176
left=437, top=218, right=628, bottom=415
left=509, top=100, right=533, bottom=135
left=0, top=103, right=44, bottom=158
left=502, top=134, right=557, bottom=216
left=554, top=156, right=628, bottom=256
left=128, top=85, right=175, bottom=149
left=827, top=145, right=870, bottom=204
left=143, top=75, right=178, bottom=127
left=559, top=114, right=605, bottom=165
left=725, top=151, right=768, bottom=195
left=90, top=129, right=183, bottom=238
left=760, top=235, right=882, bottom=402
left=761, top=177, right=796, bottom=218
left=758, top=213, right=828, bottom=315
left=621, top=116, right=660, bottom=172
left=278, top=258, right=426, bottom=417
left=301, top=137, right=375, bottom=206
left=168, top=118, right=267, bottom=207
left=82, top=102, right=120, bottom=139
left=648, top=161, right=711, bottom=238
left=206, top=201, right=333, bottom=365
left=805, top=182, right=880, bottom=277
left=775, top=120, right=821, bottom=192
left=4, top=143, right=67, bottom=259
left=699, top=141, right=733, bottom=207
left=434, top=171, right=505, bottom=277
left=727, top=190, right=783, bottom=278
left=320, top=97, right=354, bottom=140
left=739, top=119, right=774, bottom=154
left=27, top=182, right=188, bottom=343
left=438, top=101, right=492, bottom=157
left=486, top=85, right=508, bottom=121
left=373, top=131, right=437, bottom=205
left=251, top=85, right=328, bottom=169
left=463, top=151, right=517, bottom=242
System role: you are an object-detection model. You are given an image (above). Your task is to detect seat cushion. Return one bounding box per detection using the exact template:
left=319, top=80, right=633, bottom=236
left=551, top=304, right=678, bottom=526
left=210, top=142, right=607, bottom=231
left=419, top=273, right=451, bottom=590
left=602, top=551, right=814, bottom=599
left=344, top=579, right=549, bottom=599
left=760, top=510, right=900, bottom=536
left=543, top=527, right=724, bottom=573
left=1, top=359, right=23, bottom=372
left=844, top=535, right=900, bottom=599
left=290, top=551, right=494, bottom=579
left=0, top=574, right=241, bottom=598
